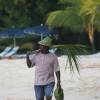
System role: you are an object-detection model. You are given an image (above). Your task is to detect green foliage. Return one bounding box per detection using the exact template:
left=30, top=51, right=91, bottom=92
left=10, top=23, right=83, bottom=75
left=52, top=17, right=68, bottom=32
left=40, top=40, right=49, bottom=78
left=47, top=8, right=84, bottom=32
left=0, top=38, right=13, bottom=46
left=0, top=0, right=31, bottom=29
left=59, top=0, right=82, bottom=7
left=0, top=0, right=58, bottom=29
left=47, top=0, right=100, bottom=31
left=46, top=0, right=96, bottom=72
left=46, top=0, right=100, bottom=53
left=53, top=44, right=88, bottom=73
left=21, top=43, right=33, bottom=50
left=79, top=0, right=100, bottom=26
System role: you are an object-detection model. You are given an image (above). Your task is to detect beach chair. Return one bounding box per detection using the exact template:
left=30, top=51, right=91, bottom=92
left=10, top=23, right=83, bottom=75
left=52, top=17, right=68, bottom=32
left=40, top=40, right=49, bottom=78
left=0, top=46, right=12, bottom=57
left=4, top=46, right=19, bottom=58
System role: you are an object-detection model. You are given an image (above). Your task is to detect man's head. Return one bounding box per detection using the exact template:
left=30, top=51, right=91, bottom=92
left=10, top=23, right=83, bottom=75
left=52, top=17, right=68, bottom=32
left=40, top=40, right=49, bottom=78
left=38, top=36, right=52, bottom=53
left=39, top=45, right=50, bottom=53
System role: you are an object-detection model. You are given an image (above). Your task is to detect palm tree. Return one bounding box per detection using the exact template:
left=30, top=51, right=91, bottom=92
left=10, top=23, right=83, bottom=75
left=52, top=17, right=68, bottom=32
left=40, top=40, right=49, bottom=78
left=79, top=0, right=100, bottom=52
left=45, top=0, right=100, bottom=73
left=46, top=0, right=100, bottom=53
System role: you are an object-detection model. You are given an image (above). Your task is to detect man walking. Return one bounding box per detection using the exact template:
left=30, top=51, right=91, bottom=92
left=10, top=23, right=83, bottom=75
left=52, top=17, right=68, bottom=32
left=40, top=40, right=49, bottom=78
left=26, top=36, right=61, bottom=100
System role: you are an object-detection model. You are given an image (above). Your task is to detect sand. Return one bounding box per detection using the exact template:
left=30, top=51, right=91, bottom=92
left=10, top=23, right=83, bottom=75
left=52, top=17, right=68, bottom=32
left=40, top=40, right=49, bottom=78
left=0, top=54, right=100, bottom=100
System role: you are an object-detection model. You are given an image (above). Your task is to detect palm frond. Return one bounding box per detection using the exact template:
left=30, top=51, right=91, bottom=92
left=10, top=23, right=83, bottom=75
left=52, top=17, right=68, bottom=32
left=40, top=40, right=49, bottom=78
left=79, top=0, right=99, bottom=19
left=95, top=0, right=100, bottom=4
left=53, top=44, right=88, bottom=74
left=46, top=8, right=83, bottom=32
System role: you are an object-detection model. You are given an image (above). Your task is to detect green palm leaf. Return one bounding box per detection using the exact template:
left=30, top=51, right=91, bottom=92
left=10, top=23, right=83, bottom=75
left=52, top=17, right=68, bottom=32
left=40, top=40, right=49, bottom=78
left=53, top=44, right=88, bottom=74
left=46, top=8, right=83, bottom=32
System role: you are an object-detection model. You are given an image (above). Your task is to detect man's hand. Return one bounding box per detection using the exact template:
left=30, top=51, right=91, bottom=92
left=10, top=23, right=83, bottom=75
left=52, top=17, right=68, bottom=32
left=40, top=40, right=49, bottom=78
left=26, top=51, right=32, bottom=68
left=35, top=49, right=41, bottom=54
left=57, top=81, right=61, bottom=92
left=26, top=51, right=31, bottom=58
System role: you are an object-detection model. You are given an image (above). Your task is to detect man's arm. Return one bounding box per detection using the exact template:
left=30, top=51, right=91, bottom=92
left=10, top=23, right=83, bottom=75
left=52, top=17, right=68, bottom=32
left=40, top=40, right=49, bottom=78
left=55, top=71, right=61, bottom=89
left=26, top=55, right=32, bottom=68
left=53, top=54, right=61, bottom=89
left=55, top=71, right=60, bottom=82
left=26, top=52, right=35, bottom=68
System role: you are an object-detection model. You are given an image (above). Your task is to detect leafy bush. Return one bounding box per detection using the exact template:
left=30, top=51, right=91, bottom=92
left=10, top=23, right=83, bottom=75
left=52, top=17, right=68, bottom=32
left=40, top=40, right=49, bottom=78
left=21, top=43, right=33, bottom=50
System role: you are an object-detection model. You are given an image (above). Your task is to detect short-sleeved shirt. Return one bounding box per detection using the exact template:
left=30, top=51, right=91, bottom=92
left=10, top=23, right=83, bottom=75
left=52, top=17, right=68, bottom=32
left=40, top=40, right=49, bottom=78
left=29, top=52, right=60, bottom=85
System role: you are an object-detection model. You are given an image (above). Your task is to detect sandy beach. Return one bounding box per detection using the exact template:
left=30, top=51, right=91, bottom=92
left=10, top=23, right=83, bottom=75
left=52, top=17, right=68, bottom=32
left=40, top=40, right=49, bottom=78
left=0, top=54, right=100, bottom=100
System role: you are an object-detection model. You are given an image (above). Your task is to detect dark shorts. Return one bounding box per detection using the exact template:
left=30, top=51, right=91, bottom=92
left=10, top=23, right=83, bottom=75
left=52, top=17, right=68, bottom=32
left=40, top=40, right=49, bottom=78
left=34, top=82, right=55, bottom=100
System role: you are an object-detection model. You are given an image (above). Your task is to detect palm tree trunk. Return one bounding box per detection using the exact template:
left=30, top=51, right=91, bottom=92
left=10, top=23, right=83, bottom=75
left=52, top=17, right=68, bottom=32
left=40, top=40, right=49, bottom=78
left=87, top=23, right=95, bottom=53
left=90, top=35, right=95, bottom=53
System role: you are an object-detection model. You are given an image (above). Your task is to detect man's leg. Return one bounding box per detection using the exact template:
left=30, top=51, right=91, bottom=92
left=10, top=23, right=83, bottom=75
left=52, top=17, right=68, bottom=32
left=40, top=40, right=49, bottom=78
left=34, top=85, right=44, bottom=100
left=44, top=82, right=55, bottom=100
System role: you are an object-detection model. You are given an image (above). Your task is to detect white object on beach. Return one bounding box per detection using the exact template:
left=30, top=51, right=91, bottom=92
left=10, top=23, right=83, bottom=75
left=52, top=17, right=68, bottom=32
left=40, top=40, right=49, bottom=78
left=0, top=46, right=12, bottom=57
left=4, top=46, right=19, bottom=57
